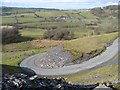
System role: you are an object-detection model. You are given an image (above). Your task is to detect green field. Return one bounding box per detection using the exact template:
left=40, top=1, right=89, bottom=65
left=19, top=28, right=46, bottom=39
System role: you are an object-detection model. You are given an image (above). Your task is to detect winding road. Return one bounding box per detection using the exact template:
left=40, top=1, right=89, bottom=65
left=20, top=38, right=119, bottom=75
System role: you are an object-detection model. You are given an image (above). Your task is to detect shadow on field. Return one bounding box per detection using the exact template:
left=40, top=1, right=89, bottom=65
left=2, top=36, right=35, bottom=45
left=1, top=64, right=36, bottom=76
left=19, top=36, right=35, bottom=42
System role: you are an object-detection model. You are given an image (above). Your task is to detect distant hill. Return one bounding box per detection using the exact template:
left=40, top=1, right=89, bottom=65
left=90, top=5, right=119, bottom=17
left=0, top=6, right=60, bottom=15
left=0, top=5, right=119, bottom=16
left=103, top=5, right=119, bottom=10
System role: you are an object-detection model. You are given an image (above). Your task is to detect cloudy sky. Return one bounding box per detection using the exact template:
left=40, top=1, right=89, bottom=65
left=1, top=0, right=119, bottom=9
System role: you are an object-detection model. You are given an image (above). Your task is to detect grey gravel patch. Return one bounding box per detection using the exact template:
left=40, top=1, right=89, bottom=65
left=34, top=45, right=74, bottom=69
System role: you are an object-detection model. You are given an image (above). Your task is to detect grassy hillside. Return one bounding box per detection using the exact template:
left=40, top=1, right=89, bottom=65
left=63, top=32, right=118, bottom=59
left=1, top=5, right=119, bottom=85
left=2, top=32, right=118, bottom=73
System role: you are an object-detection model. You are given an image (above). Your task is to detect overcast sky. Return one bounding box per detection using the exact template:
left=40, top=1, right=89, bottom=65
left=1, top=0, right=119, bottom=9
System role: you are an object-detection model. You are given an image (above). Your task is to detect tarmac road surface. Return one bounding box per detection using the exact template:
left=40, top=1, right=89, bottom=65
left=20, top=38, right=119, bottom=75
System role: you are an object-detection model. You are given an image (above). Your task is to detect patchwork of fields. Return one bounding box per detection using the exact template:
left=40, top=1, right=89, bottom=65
left=2, top=8, right=118, bottom=39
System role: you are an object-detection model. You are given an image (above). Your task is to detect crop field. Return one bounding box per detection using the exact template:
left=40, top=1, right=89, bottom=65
left=2, top=6, right=119, bottom=84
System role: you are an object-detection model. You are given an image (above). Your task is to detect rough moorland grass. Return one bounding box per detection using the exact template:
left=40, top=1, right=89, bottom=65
left=2, top=39, right=61, bottom=53
left=63, top=32, right=118, bottom=59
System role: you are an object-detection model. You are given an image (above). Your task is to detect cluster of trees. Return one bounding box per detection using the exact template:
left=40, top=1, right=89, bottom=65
left=2, top=28, right=21, bottom=44
left=2, top=27, right=34, bottom=44
left=43, top=29, right=74, bottom=40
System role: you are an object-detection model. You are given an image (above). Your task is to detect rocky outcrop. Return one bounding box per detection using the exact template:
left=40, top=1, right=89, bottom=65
left=1, top=73, right=98, bottom=90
